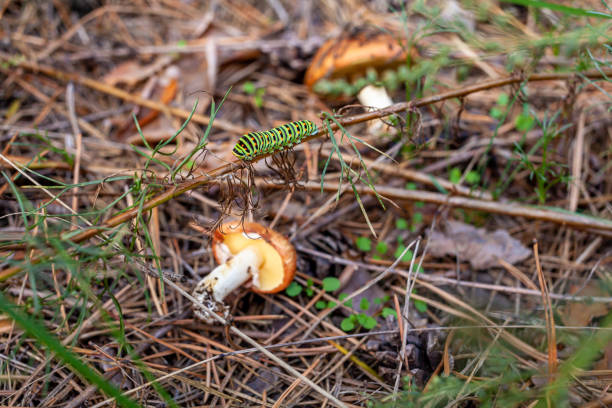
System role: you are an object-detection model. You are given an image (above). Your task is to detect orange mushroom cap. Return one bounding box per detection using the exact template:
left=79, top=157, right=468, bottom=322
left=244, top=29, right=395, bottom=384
left=304, top=30, right=413, bottom=90
left=212, top=221, right=296, bottom=294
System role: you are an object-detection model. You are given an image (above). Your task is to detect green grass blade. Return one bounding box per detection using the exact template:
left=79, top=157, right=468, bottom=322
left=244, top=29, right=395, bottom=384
left=172, top=88, right=232, bottom=180
left=500, top=0, right=612, bottom=19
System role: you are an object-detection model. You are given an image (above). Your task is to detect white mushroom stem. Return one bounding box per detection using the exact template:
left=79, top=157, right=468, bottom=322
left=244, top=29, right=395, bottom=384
left=357, top=85, right=393, bottom=111
left=203, top=247, right=263, bottom=302
left=357, top=85, right=394, bottom=133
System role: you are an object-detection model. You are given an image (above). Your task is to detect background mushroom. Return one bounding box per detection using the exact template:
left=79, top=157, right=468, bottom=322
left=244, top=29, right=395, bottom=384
left=193, top=221, right=296, bottom=323
left=304, top=29, right=416, bottom=129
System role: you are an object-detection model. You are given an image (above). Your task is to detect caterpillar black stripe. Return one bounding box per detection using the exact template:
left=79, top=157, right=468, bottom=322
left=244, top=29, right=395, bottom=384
left=232, top=120, right=318, bottom=161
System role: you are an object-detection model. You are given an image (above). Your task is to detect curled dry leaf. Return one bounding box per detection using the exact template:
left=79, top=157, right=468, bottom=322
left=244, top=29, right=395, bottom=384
left=560, top=283, right=610, bottom=327
left=427, top=220, right=530, bottom=269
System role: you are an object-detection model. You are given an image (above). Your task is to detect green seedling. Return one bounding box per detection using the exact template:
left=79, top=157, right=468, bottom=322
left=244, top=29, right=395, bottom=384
left=306, top=278, right=314, bottom=296
left=490, top=92, right=509, bottom=120
left=342, top=313, right=378, bottom=332
left=322, top=277, right=340, bottom=292
left=356, top=236, right=372, bottom=251
left=285, top=281, right=302, bottom=297
left=375, top=241, right=388, bottom=255
left=449, top=167, right=462, bottom=184
left=242, top=81, right=265, bottom=108
left=515, top=105, right=536, bottom=132
left=394, top=245, right=413, bottom=262
left=381, top=307, right=397, bottom=318
left=465, top=170, right=480, bottom=185
left=396, top=218, right=409, bottom=230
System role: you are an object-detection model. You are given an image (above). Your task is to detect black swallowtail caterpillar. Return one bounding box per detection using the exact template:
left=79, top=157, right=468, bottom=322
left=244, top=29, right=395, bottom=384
left=232, top=120, right=318, bottom=161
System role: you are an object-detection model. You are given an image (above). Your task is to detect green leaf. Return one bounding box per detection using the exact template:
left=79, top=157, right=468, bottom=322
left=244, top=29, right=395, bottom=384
left=357, top=313, right=377, bottom=329
left=356, top=236, right=372, bottom=251
left=394, top=246, right=413, bottom=262
left=382, top=307, right=397, bottom=318
left=254, top=94, right=264, bottom=108
left=285, top=282, right=302, bottom=297
left=396, top=218, right=409, bottom=230
left=499, top=0, right=612, bottom=19
left=374, top=297, right=382, bottom=305
left=490, top=107, right=503, bottom=119
left=414, top=299, right=428, bottom=313
left=497, top=93, right=509, bottom=106
left=415, top=201, right=425, bottom=209
left=327, top=300, right=337, bottom=308
left=339, top=293, right=353, bottom=308
left=449, top=167, right=462, bottom=184
left=315, top=300, right=327, bottom=309
left=305, top=286, right=314, bottom=297
left=363, top=316, right=378, bottom=329
left=465, top=170, right=481, bottom=185
left=322, top=277, right=340, bottom=292
left=515, top=113, right=535, bottom=132
left=242, top=81, right=256, bottom=95
left=405, top=182, right=417, bottom=190
left=375, top=241, right=388, bottom=255
left=341, top=317, right=356, bottom=331
left=359, top=298, right=370, bottom=311
left=412, top=212, right=423, bottom=224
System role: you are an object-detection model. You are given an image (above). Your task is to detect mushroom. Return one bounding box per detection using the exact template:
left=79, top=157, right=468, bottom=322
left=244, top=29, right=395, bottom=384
left=304, top=29, right=415, bottom=129
left=193, top=221, right=296, bottom=323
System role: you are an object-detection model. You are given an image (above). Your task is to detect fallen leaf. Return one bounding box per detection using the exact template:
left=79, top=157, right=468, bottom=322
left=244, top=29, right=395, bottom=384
left=103, top=55, right=175, bottom=86
left=427, top=220, right=530, bottom=269
left=560, top=284, right=610, bottom=327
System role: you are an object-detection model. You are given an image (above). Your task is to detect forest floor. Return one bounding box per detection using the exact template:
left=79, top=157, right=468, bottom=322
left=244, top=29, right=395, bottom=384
left=1, top=1, right=611, bottom=407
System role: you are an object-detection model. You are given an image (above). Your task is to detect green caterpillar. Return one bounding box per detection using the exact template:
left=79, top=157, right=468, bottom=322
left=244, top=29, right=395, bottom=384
left=232, top=120, right=318, bottom=161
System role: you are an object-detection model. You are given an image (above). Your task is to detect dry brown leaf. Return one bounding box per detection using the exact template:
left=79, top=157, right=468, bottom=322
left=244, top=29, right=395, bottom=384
left=0, top=316, right=14, bottom=334
left=103, top=55, right=175, bottom=87
left=560, top=284, right=610, bottom=327
left=594, top=342, right=612, bottom=372
left=428, top=220, right=530, bottom=269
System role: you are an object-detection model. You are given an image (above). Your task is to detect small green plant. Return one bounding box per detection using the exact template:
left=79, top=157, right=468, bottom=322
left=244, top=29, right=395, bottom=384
left=305, top=278, right=314, bottom=296
left=322, top=277, right=341, bottom=292
left=285, top=281, right=302, bottom=297
left=286, top=275, right=398, bottom=332
left=356, top=236, right=372, bottom=251
left=341, top=312, right=378, bottom=331
left=490, top=92, right=509, bottom=120
left=396, top=218, right=409, bottom=230
left=495, top=110, right=571, bottom=203
left=464, top=170, right=480, bottom=185
left=515, top=104, right=536, bottom=132
left=449, top=167, right=462, bottom=184
left=373, top=241, right=389, bottom=260
left=381, top=307, right=397, bottom=318
left=394, top=237, right=414, bottom=263
left=374, top=295, right=391, bottom=305
left=242, top=81, right=265, bottom=108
